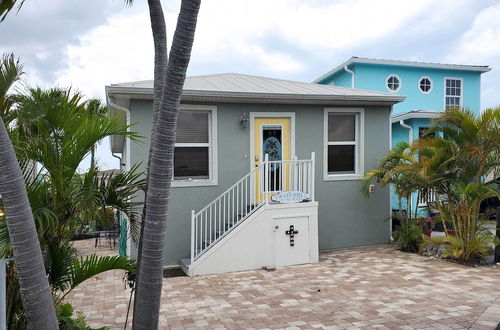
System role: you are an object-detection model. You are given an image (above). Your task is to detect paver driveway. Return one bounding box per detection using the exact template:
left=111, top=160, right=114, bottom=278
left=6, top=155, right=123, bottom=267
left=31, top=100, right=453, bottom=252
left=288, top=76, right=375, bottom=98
left=67, top=241, right=500, bottom=329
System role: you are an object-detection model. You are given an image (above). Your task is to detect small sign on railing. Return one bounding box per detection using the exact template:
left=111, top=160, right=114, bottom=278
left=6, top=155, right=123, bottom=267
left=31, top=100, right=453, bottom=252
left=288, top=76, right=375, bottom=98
left=271, top=191, right=311, bottom=204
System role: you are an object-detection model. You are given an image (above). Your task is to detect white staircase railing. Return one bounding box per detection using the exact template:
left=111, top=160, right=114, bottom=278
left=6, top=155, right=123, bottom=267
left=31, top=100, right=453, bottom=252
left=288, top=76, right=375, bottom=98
left=191, top=152, right=315, bottom=262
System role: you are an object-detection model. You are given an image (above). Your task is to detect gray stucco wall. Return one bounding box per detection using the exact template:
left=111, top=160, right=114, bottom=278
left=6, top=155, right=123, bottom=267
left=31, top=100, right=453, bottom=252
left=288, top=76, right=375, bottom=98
left=128, top=100, right=391, bottom=266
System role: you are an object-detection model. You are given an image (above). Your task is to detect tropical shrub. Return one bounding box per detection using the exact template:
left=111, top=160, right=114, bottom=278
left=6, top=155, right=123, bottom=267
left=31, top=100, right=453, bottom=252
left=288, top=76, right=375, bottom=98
left=57, top=303, right=107, bottom=330
left=364, top=107, right=500, bottom=263
left=0, top=85, right=144, bottom=326
left=393, top=217, right=423, bottom=253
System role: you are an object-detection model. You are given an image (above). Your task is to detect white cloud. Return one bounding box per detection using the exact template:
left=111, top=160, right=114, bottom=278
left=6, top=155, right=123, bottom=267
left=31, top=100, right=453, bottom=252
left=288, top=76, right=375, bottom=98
left=56, top=12, right=154, bottom=98
left=447, top=3, right=500, bottom=63
left=57, top=0, right=443, bottom=98
left=446, top=2, right=500, bottom=108
left=48, top=0, right=500, bottom=169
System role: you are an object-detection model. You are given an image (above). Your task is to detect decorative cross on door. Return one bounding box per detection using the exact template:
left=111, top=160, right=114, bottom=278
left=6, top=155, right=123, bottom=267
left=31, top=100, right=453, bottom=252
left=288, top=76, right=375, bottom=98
left=285, top=225, right=298, bottom=247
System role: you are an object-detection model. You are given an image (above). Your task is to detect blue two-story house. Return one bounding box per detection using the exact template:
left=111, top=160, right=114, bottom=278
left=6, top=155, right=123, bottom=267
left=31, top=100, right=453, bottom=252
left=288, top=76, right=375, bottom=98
left=314, top=57, right=491, bottom=214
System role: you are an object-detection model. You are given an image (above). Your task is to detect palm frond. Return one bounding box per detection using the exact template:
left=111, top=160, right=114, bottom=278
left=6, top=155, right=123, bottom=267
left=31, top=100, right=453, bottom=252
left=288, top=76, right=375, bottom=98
left=0, top=0, right=25, bottom=22
left=0, top=53, right=23, bottom=125
left=57, top=254, right=135, bottom=301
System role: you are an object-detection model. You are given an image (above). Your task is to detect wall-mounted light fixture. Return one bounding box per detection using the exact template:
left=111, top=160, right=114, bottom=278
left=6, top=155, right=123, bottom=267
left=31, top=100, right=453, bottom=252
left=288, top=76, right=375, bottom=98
left=240, top=113, right=248, bottom=128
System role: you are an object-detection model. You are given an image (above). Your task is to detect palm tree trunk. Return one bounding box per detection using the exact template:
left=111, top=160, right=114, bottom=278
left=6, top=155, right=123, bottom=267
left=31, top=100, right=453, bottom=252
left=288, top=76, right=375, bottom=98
left=133, top=0, right=168, bottom=316
left=132, top=1, right=201, bottom=329
left=90, top=145, right=95, bottom=168
left=0, top=117, right=58, bottom=329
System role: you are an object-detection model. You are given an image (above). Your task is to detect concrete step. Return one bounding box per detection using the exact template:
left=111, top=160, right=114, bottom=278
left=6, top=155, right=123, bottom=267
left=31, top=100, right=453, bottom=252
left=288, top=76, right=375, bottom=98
left=179, top=258, right=191, bottom=275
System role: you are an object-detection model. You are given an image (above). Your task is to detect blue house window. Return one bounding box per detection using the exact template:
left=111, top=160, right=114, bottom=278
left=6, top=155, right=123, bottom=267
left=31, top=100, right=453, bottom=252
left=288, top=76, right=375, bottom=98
left=419, top=77, right=432, bottom=94
left=445, top=78, right=462, bottom=109
left=386, top=74, right=401, bottom=92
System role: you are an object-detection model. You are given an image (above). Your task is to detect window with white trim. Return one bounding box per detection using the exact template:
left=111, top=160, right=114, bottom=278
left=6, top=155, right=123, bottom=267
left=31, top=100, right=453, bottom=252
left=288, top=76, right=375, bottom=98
left=445, top=78, right=462, bottom=109
left=386, top=74, right=401, bottom=92
left=173, top=107, right=217, bottom=184
left=325, top=109, right=363, bottom=179
left=419, top=77, right=432, bottom=94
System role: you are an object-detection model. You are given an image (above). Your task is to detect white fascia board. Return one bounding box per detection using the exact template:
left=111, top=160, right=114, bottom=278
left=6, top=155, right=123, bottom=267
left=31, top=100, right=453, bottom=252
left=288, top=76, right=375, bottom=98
left=391, top=111, right=442, bottom=123
left=105, top=85, right=406, bottom=105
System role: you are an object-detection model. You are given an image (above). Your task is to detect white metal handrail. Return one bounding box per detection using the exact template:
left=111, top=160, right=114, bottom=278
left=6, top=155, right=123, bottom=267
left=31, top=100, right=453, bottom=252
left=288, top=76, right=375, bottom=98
left=191, top=152, right=315, bottom=261
left=418, top=187, right=438, bottom=207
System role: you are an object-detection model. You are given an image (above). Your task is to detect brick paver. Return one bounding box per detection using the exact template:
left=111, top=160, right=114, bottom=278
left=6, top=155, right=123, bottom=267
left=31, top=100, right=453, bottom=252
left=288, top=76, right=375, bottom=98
left=67, top=240, right=500, bottom=329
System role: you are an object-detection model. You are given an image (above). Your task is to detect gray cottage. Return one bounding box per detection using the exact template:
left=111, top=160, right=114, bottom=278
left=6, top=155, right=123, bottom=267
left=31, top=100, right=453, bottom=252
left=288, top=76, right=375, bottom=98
left=106, top=73, right=404, bottom=276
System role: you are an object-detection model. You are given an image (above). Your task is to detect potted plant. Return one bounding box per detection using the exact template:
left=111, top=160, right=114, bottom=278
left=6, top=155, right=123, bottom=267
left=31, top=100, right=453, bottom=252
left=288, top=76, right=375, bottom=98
left=417, top=217, right=433, bottom=237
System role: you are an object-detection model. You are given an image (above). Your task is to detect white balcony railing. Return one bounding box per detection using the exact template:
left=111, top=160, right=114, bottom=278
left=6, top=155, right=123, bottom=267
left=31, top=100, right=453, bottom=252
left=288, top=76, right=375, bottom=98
left=191, top=152, right=315, bottom=261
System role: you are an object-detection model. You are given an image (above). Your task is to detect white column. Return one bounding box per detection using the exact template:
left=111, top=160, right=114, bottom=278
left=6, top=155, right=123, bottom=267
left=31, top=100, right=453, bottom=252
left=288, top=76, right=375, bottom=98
left=311, top=152, right=316, bottom=202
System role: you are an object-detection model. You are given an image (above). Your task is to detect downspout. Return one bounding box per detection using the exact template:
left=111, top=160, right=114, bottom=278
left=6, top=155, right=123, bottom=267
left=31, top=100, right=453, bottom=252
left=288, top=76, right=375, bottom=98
left=399, top=120, right=413, bottom=143
left=399, top=119, right=413, bottom=218
left=106, top=96, right=131, bottom=257
left=106, top=97, right=131, bottom=172
left=111, top=152, right=125, bottom=170
left=344, top=65, right=355, bottom=88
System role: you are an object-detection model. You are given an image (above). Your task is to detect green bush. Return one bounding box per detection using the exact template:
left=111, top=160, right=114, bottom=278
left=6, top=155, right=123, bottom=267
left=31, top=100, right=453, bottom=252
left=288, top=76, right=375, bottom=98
left=393, top=219, right=424, bottom=253
left=57, top=303, right=107, bottom=330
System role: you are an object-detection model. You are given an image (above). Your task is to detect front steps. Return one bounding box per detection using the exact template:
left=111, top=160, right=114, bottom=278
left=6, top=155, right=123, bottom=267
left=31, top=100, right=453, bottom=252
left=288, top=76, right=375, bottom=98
left=180, top=202, right=319, bottom=276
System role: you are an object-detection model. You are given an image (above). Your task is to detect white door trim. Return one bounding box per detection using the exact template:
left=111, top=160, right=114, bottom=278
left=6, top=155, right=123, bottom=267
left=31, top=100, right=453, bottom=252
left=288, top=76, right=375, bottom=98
left=249, top=112, right=296, bottom=172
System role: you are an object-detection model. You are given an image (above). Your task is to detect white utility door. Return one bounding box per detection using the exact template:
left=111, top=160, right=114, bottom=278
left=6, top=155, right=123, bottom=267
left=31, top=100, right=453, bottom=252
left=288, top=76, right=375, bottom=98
left=273, top=216, right=310, bottom=267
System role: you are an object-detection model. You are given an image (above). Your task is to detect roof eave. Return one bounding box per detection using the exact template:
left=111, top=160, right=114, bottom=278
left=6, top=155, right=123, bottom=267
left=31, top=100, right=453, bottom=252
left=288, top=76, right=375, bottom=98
left=313, top=57, right=491, bottom=84
left=105, top=85, right=405, bottom=106
left=391, top=110, right=442, bottom=123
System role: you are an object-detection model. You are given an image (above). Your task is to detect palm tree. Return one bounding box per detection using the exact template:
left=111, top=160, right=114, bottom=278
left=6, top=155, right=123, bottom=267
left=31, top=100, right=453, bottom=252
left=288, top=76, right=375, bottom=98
left=417, top=107, right=500, bottom=262
left=1, top=86, right=145, bottom=327
left=0, top=53, right=22, bottom=125
left=362, top=141, right=423, bottom=217
left=0, top=54, right=58, bottom=328
left=1, top=1, right=202, bottom=326
left=131, top=1, right=201, bottom=328
left=86, top=99, right=109, bottom=168
left=365, top=107, right=500, bottom=262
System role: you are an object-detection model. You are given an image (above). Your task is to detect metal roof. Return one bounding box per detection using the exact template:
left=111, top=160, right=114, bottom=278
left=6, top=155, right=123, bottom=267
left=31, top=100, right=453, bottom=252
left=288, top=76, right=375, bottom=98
left=106, top=73, right=405, bottom=105
left=391, top=110, right=442, bottom=123
left=314, top=56, right=491, bottom=83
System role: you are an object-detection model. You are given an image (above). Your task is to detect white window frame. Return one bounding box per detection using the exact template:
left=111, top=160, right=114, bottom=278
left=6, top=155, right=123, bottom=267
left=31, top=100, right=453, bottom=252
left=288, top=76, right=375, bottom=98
left=444, top=77, right=463, bottom=109
left=323, top=108, right=364, bottom=181
left=172, top=104, right=218, bottom=187
left=386, top=74, right=401, bottom=93
left=418, top=76, right=433, bottom=94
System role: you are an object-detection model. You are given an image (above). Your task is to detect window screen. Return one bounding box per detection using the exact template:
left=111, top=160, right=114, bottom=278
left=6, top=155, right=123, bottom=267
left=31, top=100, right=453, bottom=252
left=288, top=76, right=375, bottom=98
left=176, top=111, right=209, bottom=143
left=174, top=110, right=211, bottom=180
left=174, top=147, right=209, bottom=179
left=327, top=113, right=357, bottom=174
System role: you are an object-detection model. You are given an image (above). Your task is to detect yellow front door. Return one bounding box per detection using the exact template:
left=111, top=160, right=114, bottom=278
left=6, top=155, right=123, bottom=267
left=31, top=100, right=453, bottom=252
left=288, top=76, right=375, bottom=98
left=253, top=117, right=291, bottom=197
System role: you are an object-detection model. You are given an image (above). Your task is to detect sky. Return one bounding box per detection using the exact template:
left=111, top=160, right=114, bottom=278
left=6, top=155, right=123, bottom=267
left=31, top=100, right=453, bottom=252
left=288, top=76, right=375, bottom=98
left=2, top=0, right=499, bottom=170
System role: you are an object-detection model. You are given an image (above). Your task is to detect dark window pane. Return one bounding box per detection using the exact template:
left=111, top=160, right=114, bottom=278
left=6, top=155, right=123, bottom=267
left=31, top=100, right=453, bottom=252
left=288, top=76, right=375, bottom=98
left=328, top=145, right=355, bottom=173
left=456, top=80, right=461, bottom=87
left=174, top=147, right=209, bottom=179
left=420, top=78, right=431, bottom=92
left=263, top=128, right=282, bottom=161
left=328, top=114, right=355, bottom=141
left=419, top=127, right=435, bottom=139
left=176, top=111, right=209, bottom=143
left=387, top=75, right=399, bottom=91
